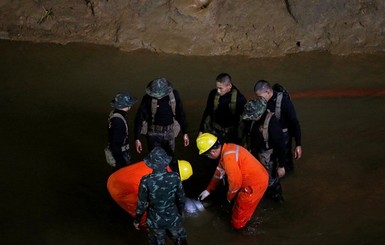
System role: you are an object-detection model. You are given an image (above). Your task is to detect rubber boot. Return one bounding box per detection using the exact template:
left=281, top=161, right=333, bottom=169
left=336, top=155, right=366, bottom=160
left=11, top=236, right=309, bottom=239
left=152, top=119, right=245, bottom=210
left=271, top=182, right=284, bottom=203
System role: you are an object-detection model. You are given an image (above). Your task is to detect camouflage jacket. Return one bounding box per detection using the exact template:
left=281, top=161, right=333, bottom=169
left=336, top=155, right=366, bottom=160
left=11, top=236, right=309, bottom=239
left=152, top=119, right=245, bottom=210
left=135, top=171, right=185, bottom=229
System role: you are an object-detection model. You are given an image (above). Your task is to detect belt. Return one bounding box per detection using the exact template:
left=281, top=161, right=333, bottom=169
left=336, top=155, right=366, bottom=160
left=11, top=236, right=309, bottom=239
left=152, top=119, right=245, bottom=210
left=150, top=124, right=173, bottom=132
left=212, top=122, right=234, bottom=134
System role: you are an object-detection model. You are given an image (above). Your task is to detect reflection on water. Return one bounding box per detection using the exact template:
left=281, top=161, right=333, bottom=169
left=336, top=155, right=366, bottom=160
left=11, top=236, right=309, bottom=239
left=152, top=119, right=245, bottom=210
left=1, top=40, right=385, bottom=244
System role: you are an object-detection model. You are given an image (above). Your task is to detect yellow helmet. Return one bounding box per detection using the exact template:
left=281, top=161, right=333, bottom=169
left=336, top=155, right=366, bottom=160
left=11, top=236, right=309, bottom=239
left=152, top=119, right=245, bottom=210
left=196, top=133, right=218, bottom=155
left=178, top=160, right=193, bottom=181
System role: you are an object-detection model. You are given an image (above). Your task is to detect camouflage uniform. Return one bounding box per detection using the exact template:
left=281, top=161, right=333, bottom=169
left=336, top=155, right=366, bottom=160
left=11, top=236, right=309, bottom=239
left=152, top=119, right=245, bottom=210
left=134, top=78, right=189, bottom=157
left=135, top=147, right=187, bottom=245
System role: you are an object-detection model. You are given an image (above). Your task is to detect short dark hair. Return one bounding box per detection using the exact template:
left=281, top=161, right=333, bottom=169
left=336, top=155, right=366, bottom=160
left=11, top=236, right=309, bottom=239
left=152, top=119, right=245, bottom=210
left=216, top=73, right=232, bottom=84
left=254, top=80, right=272, bottom=93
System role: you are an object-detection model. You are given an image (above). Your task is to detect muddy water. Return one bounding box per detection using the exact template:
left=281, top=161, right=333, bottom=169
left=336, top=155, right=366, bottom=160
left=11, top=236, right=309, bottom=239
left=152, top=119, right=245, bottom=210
left=1, top=40, right=385, bottom=244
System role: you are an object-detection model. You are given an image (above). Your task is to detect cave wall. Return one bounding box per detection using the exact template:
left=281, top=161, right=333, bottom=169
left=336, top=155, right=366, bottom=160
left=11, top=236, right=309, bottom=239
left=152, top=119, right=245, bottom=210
left=0, top=0, right=384, bottom=57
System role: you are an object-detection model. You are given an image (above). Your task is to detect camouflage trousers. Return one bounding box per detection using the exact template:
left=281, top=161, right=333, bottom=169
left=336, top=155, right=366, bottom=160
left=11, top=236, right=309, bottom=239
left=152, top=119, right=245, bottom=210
left=147, top=224, right=187, bottom=245
left=146, top=129, right=175, bottom=157
left=258, top=149, right=284, bottom=202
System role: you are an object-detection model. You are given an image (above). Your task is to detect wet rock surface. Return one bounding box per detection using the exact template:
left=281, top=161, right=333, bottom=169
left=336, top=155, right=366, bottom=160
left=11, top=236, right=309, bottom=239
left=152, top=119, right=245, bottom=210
left=1, top=0, right=384, bottom=57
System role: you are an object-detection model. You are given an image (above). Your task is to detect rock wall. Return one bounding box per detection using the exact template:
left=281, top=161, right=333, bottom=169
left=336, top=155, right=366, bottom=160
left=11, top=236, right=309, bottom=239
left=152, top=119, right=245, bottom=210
left=0, top=0, right=384, bottom=57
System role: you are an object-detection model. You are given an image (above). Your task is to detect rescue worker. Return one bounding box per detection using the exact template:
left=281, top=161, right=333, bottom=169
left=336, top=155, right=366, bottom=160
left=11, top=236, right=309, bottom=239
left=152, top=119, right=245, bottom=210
left=134, top=147, right=188, bottom=245
left=254, top=80, right=302, bottom=172
left=198, top=73, right=247, bottom=144
left=241, top=97, right=286, bottom=202
left=134, top=78, right=189, bottom=157
left=107, top=92, right=137, bottom=169
left=107, top=155, right=193, bottom=228
left=196, top=133, right=269, bottom=230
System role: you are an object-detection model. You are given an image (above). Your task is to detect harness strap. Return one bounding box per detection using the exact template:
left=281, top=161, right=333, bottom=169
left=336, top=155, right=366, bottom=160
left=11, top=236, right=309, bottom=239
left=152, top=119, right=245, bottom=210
left=275, top=92, right=283, bottom=119
left=110, top=112, right=128, bottom=134
left=149, top=91, right=176, bottom=127
left=150, top=98, right=158, bottom=125
left=248, top=121, right=255, bottom=135
left=213, top=93, right=220, bottom=111
left=109, top=112, right=129, bottom=146
left=150, top=92, right=176, bottom=118
left=261, top=110, right=274, bottom=149
left=168, top=91, right=176, bottom=116
left=229, top=89, right=237, bottom=114
left=213, top=89, right=238, bottom=115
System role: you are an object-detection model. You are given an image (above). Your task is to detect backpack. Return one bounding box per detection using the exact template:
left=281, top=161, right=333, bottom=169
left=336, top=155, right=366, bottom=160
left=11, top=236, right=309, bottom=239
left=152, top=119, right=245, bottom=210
left=272, top=83, right=290, bottom=120
left=242, top=109, right=274, bottom=151
left=272, top=83, right=290, bottom=100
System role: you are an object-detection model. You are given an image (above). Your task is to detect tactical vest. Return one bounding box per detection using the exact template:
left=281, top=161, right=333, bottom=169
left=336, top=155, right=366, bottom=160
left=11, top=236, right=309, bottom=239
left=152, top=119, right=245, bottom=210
left=149, top=91, right=176, bottom=125
left=206, top=89, right=238, bottom=134
left=144, top=91, right=180, bottom=137
left=213, top=89, right=238, bottom=115
left=140, top=92, right=179, bottom=136
left=108, top=112, right=130, bottom=151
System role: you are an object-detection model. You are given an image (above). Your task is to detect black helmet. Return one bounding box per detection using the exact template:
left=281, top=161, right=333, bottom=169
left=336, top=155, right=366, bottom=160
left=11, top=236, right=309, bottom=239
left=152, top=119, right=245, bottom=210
left=145, top=78, right=173, bottom=99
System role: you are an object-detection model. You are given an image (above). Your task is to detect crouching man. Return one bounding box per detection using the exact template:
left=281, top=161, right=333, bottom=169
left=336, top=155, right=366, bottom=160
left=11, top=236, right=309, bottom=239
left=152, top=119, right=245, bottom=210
left=107, top=147, right=192, bottom=234
left=196, top=133, right=268, bottom=230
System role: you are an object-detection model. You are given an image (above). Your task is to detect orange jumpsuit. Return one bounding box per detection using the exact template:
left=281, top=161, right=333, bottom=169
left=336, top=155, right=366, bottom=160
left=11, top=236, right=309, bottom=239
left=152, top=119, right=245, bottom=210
left=206, top=143, right=269, bottom=229
left=107, top=161, right=171, bottom=226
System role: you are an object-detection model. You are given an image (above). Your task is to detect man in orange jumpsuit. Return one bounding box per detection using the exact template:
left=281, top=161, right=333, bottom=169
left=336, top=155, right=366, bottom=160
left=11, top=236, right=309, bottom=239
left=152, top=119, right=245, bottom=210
left=107, top=157, right=193, bottom=228
left=197, top=133, right=268, bottom=230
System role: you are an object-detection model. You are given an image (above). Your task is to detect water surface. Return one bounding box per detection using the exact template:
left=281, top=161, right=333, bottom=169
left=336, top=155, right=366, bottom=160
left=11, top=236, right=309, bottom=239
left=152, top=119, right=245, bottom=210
left=1, top=40, right=385, bottom=244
